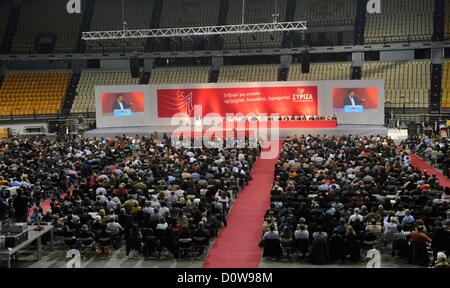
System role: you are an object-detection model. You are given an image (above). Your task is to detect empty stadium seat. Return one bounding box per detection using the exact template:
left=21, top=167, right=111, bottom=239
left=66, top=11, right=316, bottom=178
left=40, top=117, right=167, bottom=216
left=12, top=0, right=83, bottom=53
left=88, top=0, right=154, bottom=52
left=442, top=60, right=450, bottom=109
left=149, top=67, right=210, bottom=84
left=218, top=65, right=279, bottom=83
left=160, top=0, right=220, bottom=28
left=0, top=71, right=70, bottom=116
left=70, top=70, right=139, bottom=114
left=295, top=0, right=357, bottom=28
left=362, top=60, right=431, bottom=110
left=288, top=62, right=351, bottom=81
left=223, top=0, right=286, bottom=49
left=364, top=0, right=433, bottom=44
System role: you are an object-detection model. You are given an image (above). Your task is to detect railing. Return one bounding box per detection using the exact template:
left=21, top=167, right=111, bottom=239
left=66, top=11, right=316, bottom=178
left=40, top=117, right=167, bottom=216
left=365, top=34, right=432, bottom=45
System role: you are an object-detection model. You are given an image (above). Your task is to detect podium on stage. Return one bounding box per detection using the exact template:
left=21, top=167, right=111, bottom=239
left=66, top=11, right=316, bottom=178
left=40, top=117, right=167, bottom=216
left=113, top=109, right=132, bottom=116
left=344, top=105, right=364, bottom=112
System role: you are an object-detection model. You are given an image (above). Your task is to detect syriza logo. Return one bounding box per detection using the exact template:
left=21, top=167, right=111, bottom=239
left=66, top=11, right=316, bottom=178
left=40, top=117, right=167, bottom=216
left=292, top=88, right=313, bottom=103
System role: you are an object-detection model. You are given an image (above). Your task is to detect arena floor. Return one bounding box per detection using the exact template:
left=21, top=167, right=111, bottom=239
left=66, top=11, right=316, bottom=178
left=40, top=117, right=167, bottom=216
left=9, top=245, right=419, bottom=268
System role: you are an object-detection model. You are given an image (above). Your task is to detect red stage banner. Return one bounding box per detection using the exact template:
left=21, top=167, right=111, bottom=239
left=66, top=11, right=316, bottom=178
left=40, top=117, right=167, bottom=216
left=157, top=86, right=318, bottom=118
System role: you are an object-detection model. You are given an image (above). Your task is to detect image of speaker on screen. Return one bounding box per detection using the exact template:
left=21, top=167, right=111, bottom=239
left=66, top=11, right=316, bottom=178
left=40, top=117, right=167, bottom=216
left=332, top=87, right=378, bottom=113
left=113, top=94, right=133, bottom=111
left=101, top=92, right=144, bottom=117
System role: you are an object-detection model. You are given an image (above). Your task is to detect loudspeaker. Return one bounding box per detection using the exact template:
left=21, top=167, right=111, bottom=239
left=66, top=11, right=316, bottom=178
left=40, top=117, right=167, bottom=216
left=407, top=122, right=418, bottom=138
left=130, top=57, right=141, bottom=78
left=352, top=66, right=362, bottom=80
left=35, top=33, right=56, bottom=54
left=301, top=50, right=310, bottom=73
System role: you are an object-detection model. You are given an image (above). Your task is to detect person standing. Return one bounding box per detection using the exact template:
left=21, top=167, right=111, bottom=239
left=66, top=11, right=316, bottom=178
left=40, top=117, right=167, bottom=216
left=12, top=189, right=31, bottom=222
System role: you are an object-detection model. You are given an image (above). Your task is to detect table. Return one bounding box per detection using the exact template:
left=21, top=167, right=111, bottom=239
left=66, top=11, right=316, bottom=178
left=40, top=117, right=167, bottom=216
left=0, top=225, right=53, bottom=268
left=222, top=120, right=338, bottom=129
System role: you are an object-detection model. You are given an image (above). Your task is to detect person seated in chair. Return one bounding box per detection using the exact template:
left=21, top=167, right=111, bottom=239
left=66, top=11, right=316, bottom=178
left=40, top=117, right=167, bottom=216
left=192, top=222, right=211, bottom=256
left=433, top=252, right=450, bottom=268
left=126, top=223, right=143, bottom=257
left=96, top=226, right=112, bottom=256
left=106, top=217, right=123, bottom=248
left=62, top=225, right=78, bottom=248
left=79, top=224, right=95, bottom=247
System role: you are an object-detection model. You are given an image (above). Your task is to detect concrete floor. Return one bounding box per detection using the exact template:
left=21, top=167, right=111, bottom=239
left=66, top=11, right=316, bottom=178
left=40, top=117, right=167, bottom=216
left=6, top=245, right=204, bottom=268
left=259, top=253, right=420, bottom=268
left=3, top=241, right=425, bottom=268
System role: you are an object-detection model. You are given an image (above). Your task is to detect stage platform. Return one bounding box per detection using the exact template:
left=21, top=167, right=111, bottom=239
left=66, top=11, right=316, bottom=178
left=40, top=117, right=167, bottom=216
left=84, top=124, right=388, bottom=139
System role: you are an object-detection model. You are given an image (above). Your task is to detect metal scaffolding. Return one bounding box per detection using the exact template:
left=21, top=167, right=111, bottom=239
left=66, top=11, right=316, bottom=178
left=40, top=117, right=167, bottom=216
left=81, top=21, right=307, bottom=41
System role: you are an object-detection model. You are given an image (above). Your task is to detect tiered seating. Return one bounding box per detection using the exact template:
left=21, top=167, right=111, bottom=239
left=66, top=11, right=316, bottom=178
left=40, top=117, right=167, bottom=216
left=287, top=62, right=351, bottom=81
left=71, top=70, right=139, bottom=114
left=445, top=0, right=450, bottom=40
left=0, top=71, right=70, bottom=116
left=442, top=60, right=450, bottom=109
left=362, top=60, right=431, bottom=110
left=295, top=0, right=357, bottom=28
left=364, top=0, right=433, bottom=43
left=160, top=0, right=220, bottom=28
left=218, top=65, right=279, bottom=82
left=149, top=67, right=210, bottom=84
left=12, top=0, right=83, bottom=53
left=223, top=0, right=286, bottom=49
left=0, top=4, right=10, bottom=46
left=88, top=0, right=154, bottom=52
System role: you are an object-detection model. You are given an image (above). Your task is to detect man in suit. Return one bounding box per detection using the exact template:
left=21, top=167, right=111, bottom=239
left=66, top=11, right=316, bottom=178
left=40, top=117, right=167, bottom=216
left=343, top=89, right=362, bottom=107
left=112, top=94, right=132, bottom=111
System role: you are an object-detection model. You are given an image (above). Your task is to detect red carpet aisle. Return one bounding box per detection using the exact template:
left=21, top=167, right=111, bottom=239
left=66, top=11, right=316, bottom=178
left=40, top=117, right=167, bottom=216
left=27, top=191, right=70, bottom=220
left=409, top=154, right=450, bottom=188
left=203, top=141, right=281, bottom=268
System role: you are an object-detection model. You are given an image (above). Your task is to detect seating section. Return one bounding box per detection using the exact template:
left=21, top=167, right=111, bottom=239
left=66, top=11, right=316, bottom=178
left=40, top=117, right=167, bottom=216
left=0, top=4, right=10, bottom=46
left=12, top=0, right=83, bottom=53
left=218, top=65, right=279, bottom=82
left=88, top=0, right=154, bottom=52
left=446, top=0, right=450, bottom=40
left=223, top=0, right=286, bottom=49
left=295, top=0, right=357, bottom=27
left=0, top=71, right=70, bottom=116
left=71, top=70, right=139, bottom=114
left=364, top=0, right=433, bottom=43
left=149, top=67, right=210, bottom=84
left=442, top=60, right=450, bottom=109
left=160, top=0, right=220, bottom=28
left=287, top=62, right=351, bottom=81
left=362, top=60, right=430, bottom=110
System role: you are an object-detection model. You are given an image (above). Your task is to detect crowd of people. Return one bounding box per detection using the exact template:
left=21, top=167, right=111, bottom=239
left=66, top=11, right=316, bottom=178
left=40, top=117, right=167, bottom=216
left=223, top=115, right=338, bottom=122
left=0, top=133, right=259, bottom=259
left=261, top=135, right=450, bottom=267
left=413, top=134, right=450, bottom=178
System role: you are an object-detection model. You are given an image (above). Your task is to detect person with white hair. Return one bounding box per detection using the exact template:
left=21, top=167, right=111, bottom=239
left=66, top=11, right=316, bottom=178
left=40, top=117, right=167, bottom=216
left=432, top=252, right=450, bottom=268
left=348, top=208, right=363, bottom=224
